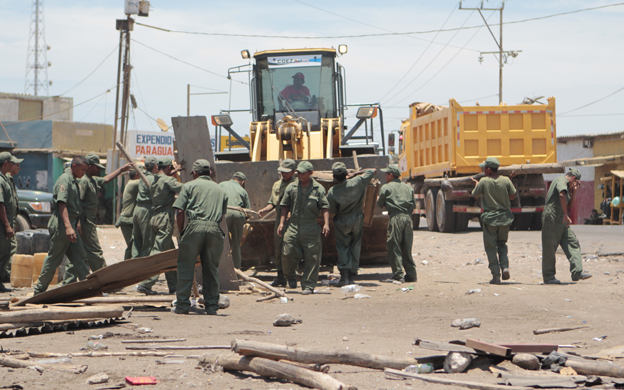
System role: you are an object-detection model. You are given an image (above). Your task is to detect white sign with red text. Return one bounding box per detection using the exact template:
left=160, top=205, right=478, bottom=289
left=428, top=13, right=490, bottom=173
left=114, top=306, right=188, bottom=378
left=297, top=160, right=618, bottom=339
left=125, top=130, right=215, bottom=159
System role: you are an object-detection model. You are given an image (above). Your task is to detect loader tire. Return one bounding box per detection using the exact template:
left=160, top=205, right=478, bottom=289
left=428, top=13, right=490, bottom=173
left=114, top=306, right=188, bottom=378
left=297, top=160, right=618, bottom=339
left=436, top=190, right=455, bottom=233
left=425, top=189, right=439, bottom=232
left=411, top=213, right=421, bottom=230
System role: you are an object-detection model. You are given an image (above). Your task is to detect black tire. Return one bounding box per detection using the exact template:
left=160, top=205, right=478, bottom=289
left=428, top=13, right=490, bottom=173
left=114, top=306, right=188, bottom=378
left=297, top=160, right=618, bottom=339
left=15, top=214, right=30, bottom=232
left=511, top=197, right=532, bottom=230
left=530, top=197, right=545, bottom=231
left=425, top=189, right=439, bottom=232
left=454, top=211, right=470, bottom=232
left=411, top=213, right=421, bottom=230
left=436, top=190, right=455, bottom=233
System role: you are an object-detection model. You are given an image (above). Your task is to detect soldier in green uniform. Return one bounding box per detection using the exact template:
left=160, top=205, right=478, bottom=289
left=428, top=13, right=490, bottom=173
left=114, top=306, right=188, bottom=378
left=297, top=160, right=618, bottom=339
left=138, top=157, right=183, bottom=294
left=132, top=157, right=158, bottom=264
left=0, top=153, right=17, bottom=292
left=219, top=172, right=250, bottom=269
left=377, top=164, right=417, bottom=283
left=115, top=169, right=140, bottom=260
left=4, top=155, right=24, bottom=283
left=327, top=162, right=376, bottom=286
left=172, top=160, right=228, bottom=315
left=277, top=161, right=330, bottom=294
left=541, top=168, right=592, bottom=284
left=258, top=159, right=296, bottom=287
left=471, top=157, right=517, bottom=284
left=34, top=157, right=91, bottom=295
left=64, top=154, right=130, bottom=284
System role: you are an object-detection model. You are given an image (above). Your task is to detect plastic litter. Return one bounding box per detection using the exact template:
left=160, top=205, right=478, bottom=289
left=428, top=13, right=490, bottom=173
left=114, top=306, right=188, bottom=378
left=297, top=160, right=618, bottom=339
left=353, top=294, right=370, bottom=299
left=465, top=289, right=481, bottom=295
left=279, top=297, right=288, bottom=304
left=341, top=284, right=361, bottom=293
left=405, top=363, right=434, bottom=373
left=136, top=327, right=153, bottom=334
left=86, top=340, right=108, bottom=350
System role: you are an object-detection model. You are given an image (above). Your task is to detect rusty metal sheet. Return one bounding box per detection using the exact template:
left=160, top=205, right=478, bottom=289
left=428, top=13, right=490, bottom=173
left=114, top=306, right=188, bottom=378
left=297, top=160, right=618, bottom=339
left=171, top=116, right=240, bottom=291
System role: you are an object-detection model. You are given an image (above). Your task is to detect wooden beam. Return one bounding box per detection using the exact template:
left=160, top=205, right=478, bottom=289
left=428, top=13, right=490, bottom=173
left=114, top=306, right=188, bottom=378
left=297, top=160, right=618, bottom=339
left=416, top=339, right=478, bottom=354
left=199, top=352, right=356, bottom=390
left=497, top=343, right=558, bottom=353
left=385, top=368, right=533, bottom=390
left=465, top=339, right=511, bottom=357
left=533, top=326, right=589, bottom=335
left=0, top=305, right=124, bottom=324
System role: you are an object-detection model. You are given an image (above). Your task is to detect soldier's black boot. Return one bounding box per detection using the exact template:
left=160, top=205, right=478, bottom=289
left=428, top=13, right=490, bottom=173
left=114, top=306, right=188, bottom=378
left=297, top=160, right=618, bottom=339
left=337, top=269, right=349, bottom=287
left=271, top=272, right=287, bottom=287
left=348, top=271, right=356, bottom=285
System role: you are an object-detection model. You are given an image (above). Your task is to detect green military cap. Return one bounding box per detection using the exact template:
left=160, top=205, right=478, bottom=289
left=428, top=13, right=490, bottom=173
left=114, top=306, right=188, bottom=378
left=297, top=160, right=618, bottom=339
left=381, top=164, right=400, bottom=177
left=278, top=159, right=296, bottom=172
left=144, top=156, right=158, bottom=170
left=86, top=153, right=105, bottom=169
left=332, top=162, right=347, bottom=175
left=296, top=161, right=314, bottom=173
left=479, top=157, right=500, bottom=169
left=192, top=159, right=211, bottom=174
left=10, top=155, right=24, bottom=164
left=158, top=156, right=174, bottom=167
left=232, top=172, right=246, bottom=181
left=0, top=152, right=13, bottom=164
left=568, top=167, right=581, bottom=180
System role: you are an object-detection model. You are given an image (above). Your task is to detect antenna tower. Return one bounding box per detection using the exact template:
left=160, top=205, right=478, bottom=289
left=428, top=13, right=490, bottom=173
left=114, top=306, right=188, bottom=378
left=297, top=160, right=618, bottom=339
left=24, top=0, right=51, bottom=96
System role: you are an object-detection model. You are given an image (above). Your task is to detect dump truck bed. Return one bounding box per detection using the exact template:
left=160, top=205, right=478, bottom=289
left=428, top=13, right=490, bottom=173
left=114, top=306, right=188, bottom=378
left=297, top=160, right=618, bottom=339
left=400, top=97, right=557, bottom=179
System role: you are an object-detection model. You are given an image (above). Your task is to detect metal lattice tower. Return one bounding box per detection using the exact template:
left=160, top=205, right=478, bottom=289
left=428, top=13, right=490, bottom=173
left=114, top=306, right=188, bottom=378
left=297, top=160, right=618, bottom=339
left=24, top=0, right=50, bottom=96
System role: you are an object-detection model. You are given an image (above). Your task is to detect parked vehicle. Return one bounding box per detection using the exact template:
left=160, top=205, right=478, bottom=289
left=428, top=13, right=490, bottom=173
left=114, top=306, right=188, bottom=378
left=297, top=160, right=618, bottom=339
left=16, top=190, right=53, bottom=231
left=396, top=98, right=564, bottom=232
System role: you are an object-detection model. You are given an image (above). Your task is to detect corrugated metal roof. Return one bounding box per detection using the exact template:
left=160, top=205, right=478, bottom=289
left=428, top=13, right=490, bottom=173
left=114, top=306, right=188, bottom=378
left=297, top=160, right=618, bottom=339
left=558, top=131, right=624, bottom=140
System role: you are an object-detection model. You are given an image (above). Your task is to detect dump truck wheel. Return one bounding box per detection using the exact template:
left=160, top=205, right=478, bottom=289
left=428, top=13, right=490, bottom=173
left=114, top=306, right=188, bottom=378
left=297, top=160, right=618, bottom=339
left=425, top=189, right=439, bottom=232
left=454, top=205, right=470, bottom=232
left=436, top=190, right=455, bottom=233
left=411, top=213, right=421, bottom=230
left=512, top=197, right=532, bottom=230
left=530, top=197, right=544, bottom=231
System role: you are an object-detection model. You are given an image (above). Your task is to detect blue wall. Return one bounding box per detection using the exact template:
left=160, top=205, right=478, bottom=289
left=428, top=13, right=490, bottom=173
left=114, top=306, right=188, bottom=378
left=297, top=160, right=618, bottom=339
left=2, top=121, right=53, bottom=149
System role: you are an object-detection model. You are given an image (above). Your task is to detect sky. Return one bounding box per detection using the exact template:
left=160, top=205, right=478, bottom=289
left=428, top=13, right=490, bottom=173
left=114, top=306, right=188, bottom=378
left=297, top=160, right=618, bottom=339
left=1, top=0, right=623, bottom=144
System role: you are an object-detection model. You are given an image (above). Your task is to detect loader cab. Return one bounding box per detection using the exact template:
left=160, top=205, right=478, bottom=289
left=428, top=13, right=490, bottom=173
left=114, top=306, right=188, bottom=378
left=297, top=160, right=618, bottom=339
left=251, top=48, right=343, bottom=132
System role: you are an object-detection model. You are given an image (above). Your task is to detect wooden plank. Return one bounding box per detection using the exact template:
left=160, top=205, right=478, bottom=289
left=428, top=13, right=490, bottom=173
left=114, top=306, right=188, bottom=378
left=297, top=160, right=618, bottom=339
left=121, top=339, right=186, bottom=344
left=17, top=250, right=181, bottom=305
left=465, top=339, right=511, bottom=357
left=497, top=343, right=558, bottom=353
left=533, top=326, right=588, bottom=335
left=171, top=116, right=239, bottom=292
left=384, top=368, right=533, bottom=390
left=415, top=339, right=478, bottom=354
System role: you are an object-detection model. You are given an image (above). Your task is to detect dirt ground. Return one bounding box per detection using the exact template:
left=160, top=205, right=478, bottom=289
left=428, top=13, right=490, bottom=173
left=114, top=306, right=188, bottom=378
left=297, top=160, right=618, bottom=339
left=1, top=221, right=623, bottom=389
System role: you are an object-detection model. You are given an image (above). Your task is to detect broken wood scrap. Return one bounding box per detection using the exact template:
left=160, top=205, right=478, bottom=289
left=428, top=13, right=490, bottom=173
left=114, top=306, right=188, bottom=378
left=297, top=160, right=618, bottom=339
left=384, top=368, right=533, bottom=390
left=24, top=351, right=176, bottom=358
left=198, top=352, right=356, bottom=390
left=533, top=326, right=589, bottom=335
left=121, top=339, right=185, bottom=344
left=0, top=305, right=124, bottom=324
left=232, top=339, right=444, bottom=370
left=415, top=339, right=478, bottom=354
left=465, top=339, right=511, bottom=357
left=71, top=296, right=175, bottom=304
left=498, top=373, right=584, bottom=388
left=234, top=269, right=285, bottom=298
left=498, top=343, right=558, bottom=354
left=0, top=356, right=87, bottom=374
left=126, top=345, right=230, bottom=351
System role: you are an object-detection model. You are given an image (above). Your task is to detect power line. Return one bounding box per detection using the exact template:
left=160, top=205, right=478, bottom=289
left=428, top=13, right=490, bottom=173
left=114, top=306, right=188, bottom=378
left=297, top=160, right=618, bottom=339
left=559, top=113, right=624, bottom=117
left=393, top=12, right=492, bottom=105
left=457, top=93, right=499, bottom=103
left=135, top=3, right=624, bottom=39
left=60, top=44, right=118, bottom=96
left=131, top=39, right=247, bottom=85
left=378, top=6, right=458, bottom=101
left=559, top=86, right=624, bottom=115
left=384, top=9, right=478, bottom=105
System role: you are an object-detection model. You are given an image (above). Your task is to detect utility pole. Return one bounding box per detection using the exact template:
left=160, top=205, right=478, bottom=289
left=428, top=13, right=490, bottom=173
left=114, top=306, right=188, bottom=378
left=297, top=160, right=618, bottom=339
left=459, top=0, right=521, bottom=104
left=25, top=0, right=51, bottom=96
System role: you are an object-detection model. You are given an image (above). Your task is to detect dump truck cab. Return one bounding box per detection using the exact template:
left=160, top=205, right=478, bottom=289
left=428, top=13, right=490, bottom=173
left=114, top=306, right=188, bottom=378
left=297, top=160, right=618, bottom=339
left=213, top=47, right=384, bottom=162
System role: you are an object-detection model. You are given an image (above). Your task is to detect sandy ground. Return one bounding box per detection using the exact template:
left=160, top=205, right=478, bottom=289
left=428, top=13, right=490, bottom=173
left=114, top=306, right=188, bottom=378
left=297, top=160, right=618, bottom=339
left=1, top=220, right=623, bottom=389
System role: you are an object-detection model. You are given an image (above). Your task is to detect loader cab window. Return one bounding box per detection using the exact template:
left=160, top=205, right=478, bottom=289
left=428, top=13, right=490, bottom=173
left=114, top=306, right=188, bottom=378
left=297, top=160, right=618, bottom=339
left=255, top=53, right=337, bottom=129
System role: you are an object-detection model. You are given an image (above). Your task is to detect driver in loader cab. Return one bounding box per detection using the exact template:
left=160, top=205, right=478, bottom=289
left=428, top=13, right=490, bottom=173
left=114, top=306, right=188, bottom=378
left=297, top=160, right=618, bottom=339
left=279, top=72, right=310, bottom=110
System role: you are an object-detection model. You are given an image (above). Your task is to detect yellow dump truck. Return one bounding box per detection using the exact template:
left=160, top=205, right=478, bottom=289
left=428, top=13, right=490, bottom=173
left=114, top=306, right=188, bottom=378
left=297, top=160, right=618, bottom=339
left=397, top=97, right=564, bottom=233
